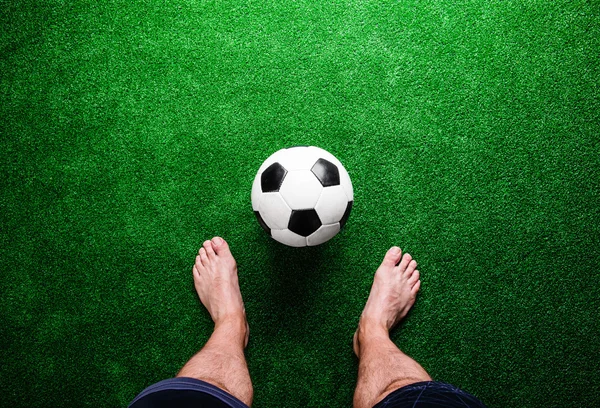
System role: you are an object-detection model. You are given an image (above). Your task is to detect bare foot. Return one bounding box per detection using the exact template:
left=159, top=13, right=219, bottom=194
left=193, top=237, right=249, bottom=347
left=353, top=246, right=421, bottom=356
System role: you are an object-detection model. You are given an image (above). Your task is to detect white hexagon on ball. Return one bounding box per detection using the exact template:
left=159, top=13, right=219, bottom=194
left=279, top=170, right=324, bottom=210
left=276, top=147, right=321, bottom=171
left=251, top=175, right=263, bottom=211
left=307, top=223, right=340, bottom=246
left=258, top=193, right=292, bottom=230
left=314, top=185, right=349, bottom=225
left=339, top=167, right=353, bottom=201
left=272, top=229, right=307, bottom=247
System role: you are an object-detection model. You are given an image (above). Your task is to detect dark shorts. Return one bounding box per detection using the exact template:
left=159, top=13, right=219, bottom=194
left=128, top=377, right=249, bottom=408
left=374, top=381, right=487, bottom=408
left=129, top=378, right=486, bottom=408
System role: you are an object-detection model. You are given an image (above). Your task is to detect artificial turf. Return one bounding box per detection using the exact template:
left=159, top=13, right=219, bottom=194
left=1, top=0, right=599, bottom=407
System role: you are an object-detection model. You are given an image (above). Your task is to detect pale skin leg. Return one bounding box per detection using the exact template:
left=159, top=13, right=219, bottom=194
left=353, top=247, right=432, bottom=408
left=177, top=237, right=253, bottom=407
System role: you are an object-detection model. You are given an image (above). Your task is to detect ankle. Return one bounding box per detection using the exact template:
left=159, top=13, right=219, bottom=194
left=215, top=314, right=247, bottom=335
left=358, top=317, right=389, bottom=344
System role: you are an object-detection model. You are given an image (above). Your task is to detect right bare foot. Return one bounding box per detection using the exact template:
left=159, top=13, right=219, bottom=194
left=193, top=237, right=249, bottom=347
left=353, top=246, right=421, bottom=356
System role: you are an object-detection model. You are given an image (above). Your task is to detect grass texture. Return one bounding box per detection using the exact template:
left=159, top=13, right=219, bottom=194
left=1, top=0, right=599, bottom=407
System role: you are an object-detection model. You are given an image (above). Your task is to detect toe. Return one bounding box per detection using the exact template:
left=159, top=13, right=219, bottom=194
left=382, top=247, right=402, bottom=267
left=211, top=236, right=231, bottom=257
left=199, top=247, right=209, bottom=265
left=396, top=253, right=412, bottom=272
left=408, top=270, right=420, bottom=286
left=411, top=279, right=421, bottom=295
left=203, top=240, right=216, bottom=258
left=405, top=260, right=417, bottom=277
left=193, top=264, right=200, bottom=278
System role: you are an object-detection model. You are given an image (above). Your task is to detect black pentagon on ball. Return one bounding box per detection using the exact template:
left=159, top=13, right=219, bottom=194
left=340, top=201, right=353, bottom=229
left=311, top=158, right=340, bottom=187
left=261, top=162, right=287, bottom=192
left=254, top=211, right=271, bottom=236
left=288, top=209, right=322, bottom=237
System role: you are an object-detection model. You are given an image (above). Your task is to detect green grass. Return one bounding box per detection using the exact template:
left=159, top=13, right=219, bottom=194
left=1, top=0, right=599, bottom=407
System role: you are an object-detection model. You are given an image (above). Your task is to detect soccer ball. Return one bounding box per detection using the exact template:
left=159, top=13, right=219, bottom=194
left=251, top=146, right=353, bottom=247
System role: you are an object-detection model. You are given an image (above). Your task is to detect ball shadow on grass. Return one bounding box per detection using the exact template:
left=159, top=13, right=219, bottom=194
left=260, top=238, right=327, bottom=334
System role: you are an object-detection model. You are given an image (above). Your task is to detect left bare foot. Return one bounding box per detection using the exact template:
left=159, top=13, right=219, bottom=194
left=193, top=237, right=249, bottom=347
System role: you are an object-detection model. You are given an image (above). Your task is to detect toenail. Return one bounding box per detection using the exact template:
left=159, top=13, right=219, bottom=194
left=212, top=237, right=223, bottom=246
left=391, top=246, right=401, bottom=254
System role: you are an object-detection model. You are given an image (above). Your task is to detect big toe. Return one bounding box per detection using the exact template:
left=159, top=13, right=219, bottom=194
left=381, top=246, right=402, bottom=267
left=211, top=236, right=232, bottom=257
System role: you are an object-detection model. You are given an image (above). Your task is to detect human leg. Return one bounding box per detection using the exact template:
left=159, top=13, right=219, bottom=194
left=353, top=247, right=430, bottom=408
left=176, top=237, right=253, bottom=407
